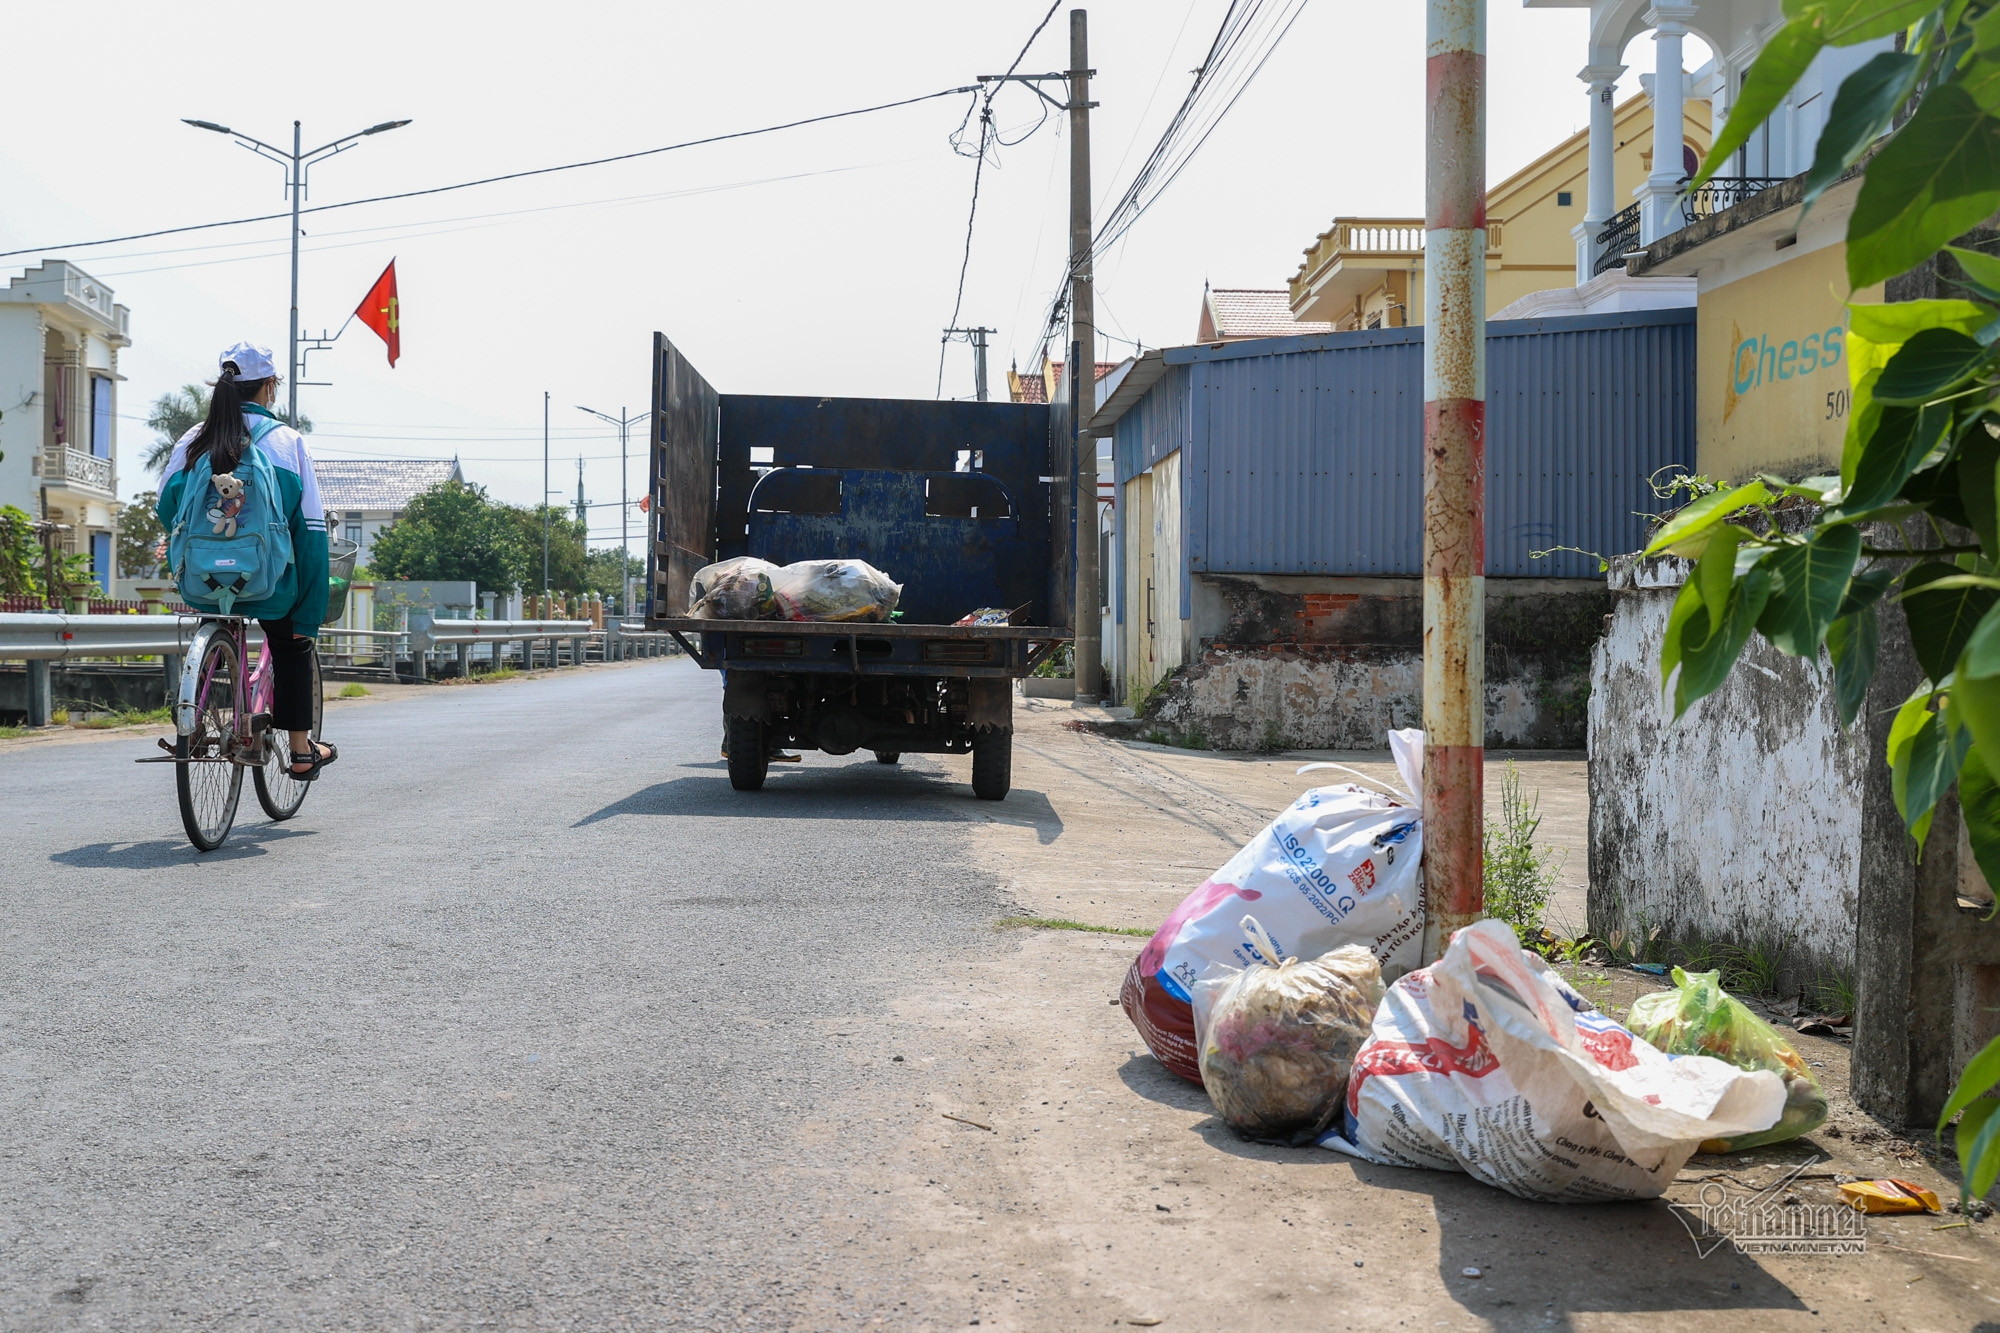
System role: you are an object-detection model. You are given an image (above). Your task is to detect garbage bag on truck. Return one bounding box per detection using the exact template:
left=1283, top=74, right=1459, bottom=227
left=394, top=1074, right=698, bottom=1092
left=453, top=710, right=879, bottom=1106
left=1121, top=729, right=1426, bottom=1084
left=1191, top=924, right=1384, bottom=1144
left=767, top=558, right=901, bottom=623
left=1324, top=919, right=1787, bottom=1202
left=1625, top=967, right=1828, bottom=1153
left=689, top=557, right=779, bottom=620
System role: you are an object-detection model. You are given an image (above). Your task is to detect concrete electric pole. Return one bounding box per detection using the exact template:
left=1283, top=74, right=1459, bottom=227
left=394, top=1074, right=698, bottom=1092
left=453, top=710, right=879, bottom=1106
left=578, top=404, right=653, bottom=615
left=941, top=327, right=996, bottom=401
left=1419, top=0, right=1488, bottom=963
left=1068, top=7, right=1101, bottom=704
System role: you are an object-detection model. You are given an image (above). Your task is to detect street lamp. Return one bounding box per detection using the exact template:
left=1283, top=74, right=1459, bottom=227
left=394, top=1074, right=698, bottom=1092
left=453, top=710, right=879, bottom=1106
left=576, top=405, right=652, bottom=617
left=183, top=117, right=412, bottom=427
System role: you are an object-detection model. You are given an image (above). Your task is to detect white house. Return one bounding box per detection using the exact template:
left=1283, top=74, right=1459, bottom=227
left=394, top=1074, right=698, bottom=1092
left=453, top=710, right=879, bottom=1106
left=0, top=260, right=131, bottom=592
left=313, top=458, right=462, bottom=569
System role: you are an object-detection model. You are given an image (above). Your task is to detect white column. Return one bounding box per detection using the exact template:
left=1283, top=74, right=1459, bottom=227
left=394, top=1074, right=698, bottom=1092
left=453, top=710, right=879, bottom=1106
left=1638, top=5, right=1696, bottom=245
left=1573, top=62, right=1626, bottom=282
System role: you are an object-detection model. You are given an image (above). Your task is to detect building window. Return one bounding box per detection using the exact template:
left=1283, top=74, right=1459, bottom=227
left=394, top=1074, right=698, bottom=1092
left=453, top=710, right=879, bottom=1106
left=91, top=532, right=111, bottom=594
left=346, top=523, right=362, bottom=545
left=90, top=376, right=113, bottom=459
left=1557, top=191, right=1573, bottom=207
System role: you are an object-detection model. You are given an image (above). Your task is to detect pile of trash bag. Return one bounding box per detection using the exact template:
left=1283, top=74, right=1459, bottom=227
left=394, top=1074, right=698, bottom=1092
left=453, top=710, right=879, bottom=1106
left=1193, top=926, right=1383, bottom=1144
left=1625, top=966, right=1828, bottom=1153
left=688, top=557, right=901, bottom=623
left=1121, top=729, right=1425, bottom=1083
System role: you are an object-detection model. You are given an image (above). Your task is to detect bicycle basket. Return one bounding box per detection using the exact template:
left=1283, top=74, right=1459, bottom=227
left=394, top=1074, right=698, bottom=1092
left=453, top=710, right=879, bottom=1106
left=323, top=537, right=360, bottom=626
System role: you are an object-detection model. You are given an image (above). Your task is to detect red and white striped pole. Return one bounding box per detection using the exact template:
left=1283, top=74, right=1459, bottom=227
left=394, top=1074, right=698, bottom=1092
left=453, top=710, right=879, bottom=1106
left=1419, top=0, right=1486, bottom=963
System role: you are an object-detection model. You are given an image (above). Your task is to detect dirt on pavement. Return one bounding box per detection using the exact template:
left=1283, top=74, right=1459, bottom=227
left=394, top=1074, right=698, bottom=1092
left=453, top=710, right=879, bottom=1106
left=863, top=697, right=1998, bottom=1331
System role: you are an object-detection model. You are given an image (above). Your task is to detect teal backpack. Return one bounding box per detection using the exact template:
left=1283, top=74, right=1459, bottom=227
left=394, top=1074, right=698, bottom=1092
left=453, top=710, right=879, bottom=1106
left=168, top=416, right=293, bottom=615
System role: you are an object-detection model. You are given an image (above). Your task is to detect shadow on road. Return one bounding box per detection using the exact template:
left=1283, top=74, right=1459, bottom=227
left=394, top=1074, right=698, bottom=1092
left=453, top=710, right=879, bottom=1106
left=574, top=766, right=1065, bottom=843
left=50, top=824, right=318, bottom=869
left=1112, top=1054, right=1809, bottom=1324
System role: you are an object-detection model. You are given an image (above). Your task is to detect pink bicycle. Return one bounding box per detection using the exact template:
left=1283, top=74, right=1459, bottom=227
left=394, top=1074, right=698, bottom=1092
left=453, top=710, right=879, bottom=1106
left=148, top=616, right=323, bottom=851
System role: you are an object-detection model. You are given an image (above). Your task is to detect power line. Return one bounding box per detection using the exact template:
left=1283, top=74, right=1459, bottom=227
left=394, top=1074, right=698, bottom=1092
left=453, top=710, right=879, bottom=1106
left=0, top=86, right=978, bottom=261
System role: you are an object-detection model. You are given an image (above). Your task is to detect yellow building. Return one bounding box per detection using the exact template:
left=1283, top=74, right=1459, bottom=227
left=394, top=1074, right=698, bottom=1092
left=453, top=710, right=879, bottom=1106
left=1287, top=92, right=1710, bottom=329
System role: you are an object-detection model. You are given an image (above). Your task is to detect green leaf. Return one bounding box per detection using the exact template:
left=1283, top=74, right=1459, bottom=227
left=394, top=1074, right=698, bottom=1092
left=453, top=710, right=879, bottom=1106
left=1643, top=481, right=1771, bottom=557
left=1757, top=526, right=1863, bottom=656
left=1900, top=707, right=1970, bottom=839
left=1951, top=611, right=2000, bottom=766
left=1660, top=575, right=1704, bottom=692
left=1961, top=429, right=2000, bottom=555
left=1959, top=744, right=2000, bottom=901
left=1957, top=1095, right=2000, bottom=1200
left=1848, top=85, right=2000, bottom=291
left=1785, top=0, right=1937, bottom=42
left=1839, top=564, right=1897, bottom=616
left=1898, top=454, right=1976, bottom=529
left=1874, top=328, right=1991, bottom=403
left=1939, top=1031, right=2000, bottom=1135
left=1848, top=299, right=1993, bottom=344
left=1803, top=51, right=1924, bottom=208
left=1827, top=607, right=1880, bottom=725
left=1676, top=564, right=1774, bottom=715
left=1697, top=526, right=1743, bottom=619
left=1977, top=3, right=2000, bottom=52
left=1888, top=681, right=1938, bottom=771
left=1847, top=401, right=1954, bottom=511
left=1694, top=20, right=1824, bottom=188
left=1905, top=561, right=2000, bottom=679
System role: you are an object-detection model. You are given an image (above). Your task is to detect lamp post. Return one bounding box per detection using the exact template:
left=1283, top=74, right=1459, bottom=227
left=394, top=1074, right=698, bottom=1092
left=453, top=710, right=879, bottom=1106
left=182, top=116, right=412, bottom=427
left=577, top=405, right=652, bottom=616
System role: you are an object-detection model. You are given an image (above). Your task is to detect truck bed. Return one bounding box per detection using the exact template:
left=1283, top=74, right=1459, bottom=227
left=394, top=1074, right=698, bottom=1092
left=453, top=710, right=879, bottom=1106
left=654, top=617, right=1064, bottom=679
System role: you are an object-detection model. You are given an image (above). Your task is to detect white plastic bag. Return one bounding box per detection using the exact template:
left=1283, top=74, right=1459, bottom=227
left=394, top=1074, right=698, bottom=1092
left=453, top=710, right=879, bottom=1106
left=689, top=556, right=779, bottom=619
left=1121, top=730, right=1426, bottom=1083
left=1325, top=919, right=1786, bottom=1202
left=766, top=558, right=902, bottom=623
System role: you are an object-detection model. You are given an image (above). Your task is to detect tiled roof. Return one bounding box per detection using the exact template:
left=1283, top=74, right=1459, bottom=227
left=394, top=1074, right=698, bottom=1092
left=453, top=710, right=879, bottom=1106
left=1008, top=359, right=1116, bottom=405
left=313, top=458, right=462, bottom=512
left=1014, top=374, right=1049, bottom=405
left=1203, top=288, right=1333, bottom=340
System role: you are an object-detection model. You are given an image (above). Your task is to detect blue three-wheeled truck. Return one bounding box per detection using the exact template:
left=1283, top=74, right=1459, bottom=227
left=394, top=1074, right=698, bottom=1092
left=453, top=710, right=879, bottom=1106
left=645, top=333, right=1079, bottom=800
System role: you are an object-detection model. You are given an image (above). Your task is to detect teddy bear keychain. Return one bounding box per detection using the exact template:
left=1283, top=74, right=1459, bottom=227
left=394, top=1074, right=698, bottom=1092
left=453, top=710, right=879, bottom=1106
left=207, top=472, right=247, bottom=538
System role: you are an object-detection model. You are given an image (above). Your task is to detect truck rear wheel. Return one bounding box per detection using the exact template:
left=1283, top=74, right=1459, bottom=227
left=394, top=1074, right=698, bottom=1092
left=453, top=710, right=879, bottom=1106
left=872, top=751, right=901, bottom=765
left=970, top=730, right=1011, bottom=801
left=727, top=717, right=768, bottom=791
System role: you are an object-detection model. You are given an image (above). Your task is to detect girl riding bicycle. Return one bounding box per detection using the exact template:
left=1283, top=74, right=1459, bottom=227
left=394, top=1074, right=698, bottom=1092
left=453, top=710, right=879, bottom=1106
left=157, top=341, right=337, bottom=780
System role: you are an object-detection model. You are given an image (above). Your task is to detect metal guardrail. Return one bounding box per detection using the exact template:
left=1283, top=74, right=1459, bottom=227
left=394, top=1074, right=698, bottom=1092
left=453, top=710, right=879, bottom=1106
left=0, top=612, right=193, bottom=661
left=414, top=618, right=592, bottom=649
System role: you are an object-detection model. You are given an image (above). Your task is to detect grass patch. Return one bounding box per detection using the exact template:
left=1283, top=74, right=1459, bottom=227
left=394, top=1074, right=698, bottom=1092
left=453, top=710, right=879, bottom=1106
left=338, top=683, right=370, bottom=698
left=71, top=705, right=173, bottom=729
left=0, top=725, right=29, bottom=740
left=997, top=915, right=1151, bottom=938
left=473, top=668, right=523, bottom=683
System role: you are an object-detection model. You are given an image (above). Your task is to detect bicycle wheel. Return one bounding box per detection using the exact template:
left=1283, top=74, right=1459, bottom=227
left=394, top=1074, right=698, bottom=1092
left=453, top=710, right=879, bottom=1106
left=254, top=640, right=322, bottom=821
left=176, top=627, right=244, bottom=851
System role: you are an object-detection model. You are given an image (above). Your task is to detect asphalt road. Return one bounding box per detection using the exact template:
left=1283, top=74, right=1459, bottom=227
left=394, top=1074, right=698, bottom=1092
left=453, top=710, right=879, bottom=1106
left=0, top=660, right=1015, bottom=1331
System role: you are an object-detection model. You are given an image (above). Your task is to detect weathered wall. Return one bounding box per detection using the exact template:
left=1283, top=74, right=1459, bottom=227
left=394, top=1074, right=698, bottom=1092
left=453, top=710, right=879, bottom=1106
left=1587, top=554, right=1865, bottom=987
left=1132, top=574, right=1605, bottom=749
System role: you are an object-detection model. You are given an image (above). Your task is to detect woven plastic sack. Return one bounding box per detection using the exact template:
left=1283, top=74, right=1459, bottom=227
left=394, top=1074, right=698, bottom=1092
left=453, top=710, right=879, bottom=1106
left=1191, top=925, right=1384, bottom=1144
left=767, top=559, right=901, bottom=623
left=1121, top=730, right=1425, bottom=1084
left=1625, top=967, right=1828, bottom=1154
left=689, top=557, right=778, bottom=620
left=1326, top=919, right=1786, bottom=1202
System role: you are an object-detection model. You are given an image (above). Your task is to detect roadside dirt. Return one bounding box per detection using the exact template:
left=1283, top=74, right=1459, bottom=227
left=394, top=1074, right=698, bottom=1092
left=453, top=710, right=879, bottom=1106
left=870, top=698, right=1998, bottom=1330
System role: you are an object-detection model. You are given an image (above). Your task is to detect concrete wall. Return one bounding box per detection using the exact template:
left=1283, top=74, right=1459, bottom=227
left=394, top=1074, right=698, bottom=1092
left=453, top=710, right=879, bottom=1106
left=0, top=306, right=45, bottom=516
left=1587, top=554, right=1864, bottom=986
left=1131, top=573, right=1605, bottom=750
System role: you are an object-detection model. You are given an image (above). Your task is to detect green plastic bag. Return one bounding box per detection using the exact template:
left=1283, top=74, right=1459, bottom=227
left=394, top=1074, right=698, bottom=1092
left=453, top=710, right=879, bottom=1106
left=1626, top=967, right=1828, bottom=1153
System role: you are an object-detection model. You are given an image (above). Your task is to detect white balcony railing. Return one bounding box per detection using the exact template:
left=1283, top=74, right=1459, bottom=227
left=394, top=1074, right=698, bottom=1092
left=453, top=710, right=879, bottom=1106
left=44, top=446, right=114, bottom=496
left=63, top=269, right=116, bottom=323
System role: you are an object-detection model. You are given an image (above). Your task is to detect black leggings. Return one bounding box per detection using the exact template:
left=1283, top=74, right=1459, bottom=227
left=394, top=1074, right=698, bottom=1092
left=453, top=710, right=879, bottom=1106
left=258, top=619, right=317, bottom=732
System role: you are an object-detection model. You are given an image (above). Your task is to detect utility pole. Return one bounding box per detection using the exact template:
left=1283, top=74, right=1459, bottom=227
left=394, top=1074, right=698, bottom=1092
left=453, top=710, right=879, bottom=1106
left=577, top=404, right=652, bottom=615
left=1068, top=7, right=1101, bottom=703
left=182, top=116, right=410, bottom=427
left=1418, top=0, right=1487, bottom=963
left=575, top=456, right=587, bottom=525
left=942, top=327, right=996, bottom=400
left=542, top=391, right=551, bottom=597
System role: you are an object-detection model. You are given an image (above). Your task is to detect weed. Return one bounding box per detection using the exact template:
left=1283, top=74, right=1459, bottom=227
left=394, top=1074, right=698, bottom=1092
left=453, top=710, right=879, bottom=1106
left=1482, top=761, right=1562, bottom=938
left=1031, top=643, right=1075, bottom=680
left=49, top=708, right=68, bottom=725
left=1723, top=931, right=1791, bottom=996
left=1675, top=937, right=1727, bottom=974
left=1179, top=728, right=1210, bottom=751
left=1258, top=719, right=1291, bottom=753
left=0, top=725, right=27, bottom=740
left=72, top=706, right=172, bottom=729
left=338, top=683, right=370, bottom=698
left=996, top=916, right=1151, bottom=938
left=1604, top=918, right=1665, bottom=967
left=1145, top=729, right=1170, bottom=745
left=1813, top=969, right=1857, bottom=1016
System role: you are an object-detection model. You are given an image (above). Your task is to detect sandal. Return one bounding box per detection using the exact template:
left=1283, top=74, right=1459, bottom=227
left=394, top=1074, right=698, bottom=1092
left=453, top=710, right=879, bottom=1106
left=288, top=739, right=338, bottom=781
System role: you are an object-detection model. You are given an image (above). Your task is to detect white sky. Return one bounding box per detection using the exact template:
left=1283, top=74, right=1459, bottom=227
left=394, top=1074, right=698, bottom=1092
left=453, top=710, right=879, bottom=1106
left=0, top=1, right=1684, bottom=547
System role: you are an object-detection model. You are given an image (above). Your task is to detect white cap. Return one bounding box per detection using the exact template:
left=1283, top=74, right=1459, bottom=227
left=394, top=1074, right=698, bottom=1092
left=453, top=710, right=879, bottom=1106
left=218, top=340, right=276, bottom=381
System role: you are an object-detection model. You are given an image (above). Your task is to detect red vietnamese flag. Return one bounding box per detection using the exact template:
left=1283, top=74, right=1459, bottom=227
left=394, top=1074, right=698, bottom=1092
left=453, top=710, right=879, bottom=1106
left=355, top=259, right=400, bottom=366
